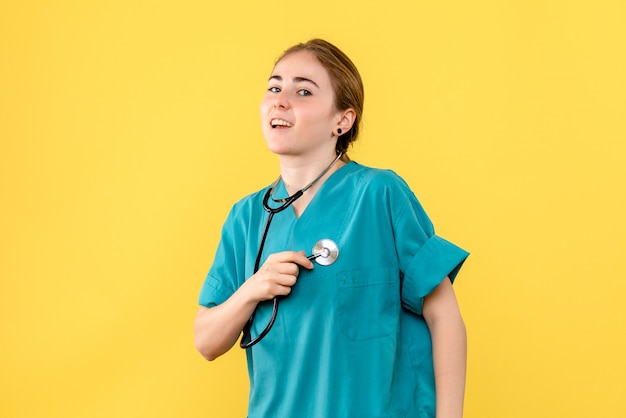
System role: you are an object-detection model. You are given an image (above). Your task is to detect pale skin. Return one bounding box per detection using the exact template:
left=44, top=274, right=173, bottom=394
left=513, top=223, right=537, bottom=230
left=194, top=50, right=467, bottom=418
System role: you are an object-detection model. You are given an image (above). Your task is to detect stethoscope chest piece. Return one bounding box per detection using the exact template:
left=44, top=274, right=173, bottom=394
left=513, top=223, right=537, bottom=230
left=311, top=239, right=339, bottom=266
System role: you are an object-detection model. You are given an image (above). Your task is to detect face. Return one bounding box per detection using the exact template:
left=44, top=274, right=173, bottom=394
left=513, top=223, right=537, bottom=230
left=260, top=50, right=341, bottom=158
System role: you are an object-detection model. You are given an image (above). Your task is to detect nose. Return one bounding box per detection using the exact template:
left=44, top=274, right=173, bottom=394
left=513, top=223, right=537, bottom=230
left=272, top=91, right=289, bottom=109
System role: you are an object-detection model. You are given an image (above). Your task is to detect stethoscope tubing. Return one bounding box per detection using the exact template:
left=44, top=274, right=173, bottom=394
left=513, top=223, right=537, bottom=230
left=240, top=188, right=301, bottom=348
left=240, top=153, right=342, bottom=349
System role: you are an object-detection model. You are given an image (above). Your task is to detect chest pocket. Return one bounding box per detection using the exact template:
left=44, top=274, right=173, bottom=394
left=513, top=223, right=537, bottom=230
left=337, top=267, right=401, bottom=341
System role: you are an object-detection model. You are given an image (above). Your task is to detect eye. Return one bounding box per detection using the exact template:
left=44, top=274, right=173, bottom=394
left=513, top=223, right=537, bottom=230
left=297, top=89, right=312, bottom=96
left=268, top=86, right=281, bottom=93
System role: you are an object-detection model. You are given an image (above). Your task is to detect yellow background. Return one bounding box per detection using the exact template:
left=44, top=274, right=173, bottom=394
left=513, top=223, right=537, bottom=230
left=1, top=1, right=625, bottom=417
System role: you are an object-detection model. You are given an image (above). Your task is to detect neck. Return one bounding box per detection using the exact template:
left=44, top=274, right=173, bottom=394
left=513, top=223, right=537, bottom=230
left=279, top=151, right=345, bottom=195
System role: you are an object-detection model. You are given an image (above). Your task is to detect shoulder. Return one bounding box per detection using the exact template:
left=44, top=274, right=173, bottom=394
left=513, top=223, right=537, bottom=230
left=222, top=185, right=271, bottom=227
left=347, top=162, right=413, bottom=196
left=347, top=162, right=430, bottom=222
left=231, top=187, right=267, bottom=212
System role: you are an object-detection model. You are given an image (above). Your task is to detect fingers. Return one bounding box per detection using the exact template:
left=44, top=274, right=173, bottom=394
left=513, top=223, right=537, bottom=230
left=248, top=251, right=314, bottom=302
left=267, top=250, right=314, bottom=270
left=249, top=270, right=294, bottom=300
left=258, top=251, right=310, bottom=284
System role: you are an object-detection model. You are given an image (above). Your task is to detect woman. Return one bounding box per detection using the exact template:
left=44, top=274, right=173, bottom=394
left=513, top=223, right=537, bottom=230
left=194, top=39, right=469, bottom=418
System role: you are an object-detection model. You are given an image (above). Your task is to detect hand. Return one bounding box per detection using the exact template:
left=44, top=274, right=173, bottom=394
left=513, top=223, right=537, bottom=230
left=243, top=251, right=314, bottom=303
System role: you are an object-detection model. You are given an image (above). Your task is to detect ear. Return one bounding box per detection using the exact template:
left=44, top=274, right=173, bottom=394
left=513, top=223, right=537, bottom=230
left=335, top=108, right=356, bottom=135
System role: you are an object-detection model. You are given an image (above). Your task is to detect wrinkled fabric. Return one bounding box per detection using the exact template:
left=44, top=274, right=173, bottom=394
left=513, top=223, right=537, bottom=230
left=199, top=162, right=469, bottom=418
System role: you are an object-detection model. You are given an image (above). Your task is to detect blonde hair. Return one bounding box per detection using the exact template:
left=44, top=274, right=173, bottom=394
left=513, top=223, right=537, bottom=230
left=276, top=39, right=364, bottom=157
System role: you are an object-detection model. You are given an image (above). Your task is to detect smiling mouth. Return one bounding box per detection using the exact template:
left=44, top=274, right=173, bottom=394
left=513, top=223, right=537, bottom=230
left=270, top=118, right=293, bottom=128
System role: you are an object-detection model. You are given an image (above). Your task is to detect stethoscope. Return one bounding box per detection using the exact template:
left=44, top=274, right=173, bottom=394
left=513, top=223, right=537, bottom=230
left=240, top=153, right=342, bottom=349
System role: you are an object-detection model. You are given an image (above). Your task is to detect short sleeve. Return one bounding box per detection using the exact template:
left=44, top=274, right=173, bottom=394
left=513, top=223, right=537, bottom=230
left=198, top=274, right=233, bottom=308
left=198, top=206, right=242, bottom=308
left=391, top=176, right=469, bottom=316
left=401, top=235, right=469, bottom=315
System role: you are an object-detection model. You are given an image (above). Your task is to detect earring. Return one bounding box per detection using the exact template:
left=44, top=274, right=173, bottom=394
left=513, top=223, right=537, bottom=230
left=337, top=128, right=343, bottom=135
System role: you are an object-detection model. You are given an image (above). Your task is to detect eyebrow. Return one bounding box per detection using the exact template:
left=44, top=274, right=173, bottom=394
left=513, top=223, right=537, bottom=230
left=268, top=75, right=319, bottom=88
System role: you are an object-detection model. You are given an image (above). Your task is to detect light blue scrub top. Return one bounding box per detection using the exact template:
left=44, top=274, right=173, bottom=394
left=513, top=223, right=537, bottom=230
left=199, top=162, right=469, bottom=418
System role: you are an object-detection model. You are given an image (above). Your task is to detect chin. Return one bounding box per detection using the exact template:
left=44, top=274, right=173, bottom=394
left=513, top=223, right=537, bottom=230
left=264, top=139, right=295, bottom=156
left=267, top=147, right=298, bottom=157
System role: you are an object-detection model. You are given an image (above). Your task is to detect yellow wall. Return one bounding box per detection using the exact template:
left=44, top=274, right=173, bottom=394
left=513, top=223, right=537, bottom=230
left=1, top=1, right=625, bottom=417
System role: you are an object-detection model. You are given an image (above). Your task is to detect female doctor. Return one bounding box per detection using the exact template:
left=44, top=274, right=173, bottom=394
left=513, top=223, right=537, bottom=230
left=194, top=39, right=469, bottom=418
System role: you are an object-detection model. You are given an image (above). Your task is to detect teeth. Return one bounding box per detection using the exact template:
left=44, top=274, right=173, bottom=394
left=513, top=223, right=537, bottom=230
left=271, top=119, right=293, bottom=127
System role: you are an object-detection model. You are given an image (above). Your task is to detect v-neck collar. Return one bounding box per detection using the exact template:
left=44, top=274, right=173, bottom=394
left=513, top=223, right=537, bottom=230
left=273, top=161, right=356, bottom=221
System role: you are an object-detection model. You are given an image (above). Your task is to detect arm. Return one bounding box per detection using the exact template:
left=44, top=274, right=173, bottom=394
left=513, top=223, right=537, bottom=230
left=422, top=277, right=467, bottom=418
left=194, top=251, right=313, bottom=361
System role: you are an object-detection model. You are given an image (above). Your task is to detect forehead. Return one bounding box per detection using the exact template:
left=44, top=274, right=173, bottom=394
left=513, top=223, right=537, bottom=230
left=271, top=50, right=331, bottom=86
